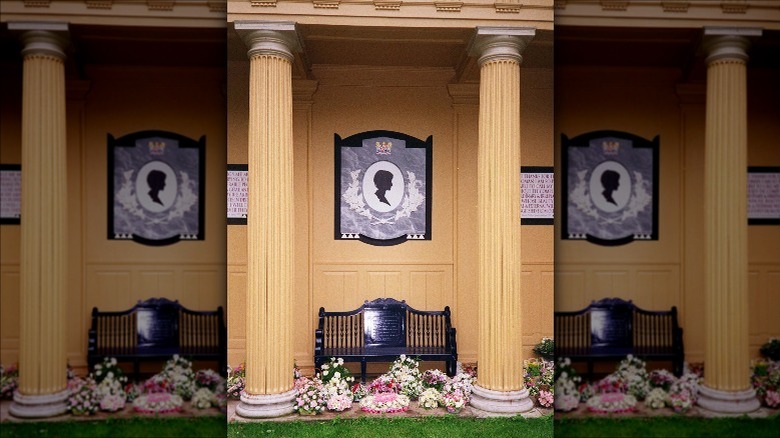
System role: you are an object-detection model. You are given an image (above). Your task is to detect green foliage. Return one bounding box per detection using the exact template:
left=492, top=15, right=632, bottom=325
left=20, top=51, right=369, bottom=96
left=554, top=416, right=780, bottom=438
left=534, top=338, right=555, bottom=361
left=760, top=338, right=780, bottom=361
left=0, top=416, right=225, bottom=438
left=228, top=415, right=553, bottom=438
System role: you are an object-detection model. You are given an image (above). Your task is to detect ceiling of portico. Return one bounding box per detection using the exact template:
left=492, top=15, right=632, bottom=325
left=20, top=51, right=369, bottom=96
left=556, top=26, right=780, bottom=81
left=1, top=23, right=226, bottom=80
left=227, top=22, right=554, bottom=82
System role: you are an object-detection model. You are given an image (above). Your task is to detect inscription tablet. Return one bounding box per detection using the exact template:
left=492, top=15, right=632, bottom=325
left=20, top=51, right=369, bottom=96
left=591, top=307, right=632, bottom=350
left=137, top=308, right=179, bottom=352
left=364, top=308, right=406, bottom=349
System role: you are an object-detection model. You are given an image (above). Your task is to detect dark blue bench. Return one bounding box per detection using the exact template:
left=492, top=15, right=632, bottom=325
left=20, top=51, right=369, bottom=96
left=555, top=297, right=684, bottom=377
left=88, top=297, right=226, bottom=379
left=314, top=298, right=458, bottom=382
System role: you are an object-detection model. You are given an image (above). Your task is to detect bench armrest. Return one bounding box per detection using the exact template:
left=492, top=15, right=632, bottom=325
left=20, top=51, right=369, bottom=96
left=446, top=327, right=457, bottom=353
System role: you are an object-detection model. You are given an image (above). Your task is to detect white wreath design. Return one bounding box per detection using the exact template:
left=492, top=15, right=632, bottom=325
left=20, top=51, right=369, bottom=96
left=116, top=169, right=198, bottom=226
left=570, top=169, right=651, bottom=225
left=342, top=169, right=425, bottom=226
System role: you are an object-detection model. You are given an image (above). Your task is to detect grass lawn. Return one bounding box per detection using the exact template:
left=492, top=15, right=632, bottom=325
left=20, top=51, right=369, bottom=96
left=0, top=416, right=226, bottom=438
left=554, top=415, right=780, bottom=438
left=228, top=415, right=553, bottom=438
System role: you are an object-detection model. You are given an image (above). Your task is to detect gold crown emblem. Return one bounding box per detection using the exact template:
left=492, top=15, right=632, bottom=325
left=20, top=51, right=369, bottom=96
left=148, top=140, right=166, bottom=155
left=375, top=141, right=392, bottom=155
left=602, top=140, right=619, bottom=155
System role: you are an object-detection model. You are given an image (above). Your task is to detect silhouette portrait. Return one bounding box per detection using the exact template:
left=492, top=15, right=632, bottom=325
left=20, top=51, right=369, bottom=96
left=147, top=169, right=167, bottom=206
left=374, top=170, right=394, bottom=206
left=600, top=169, right=620, bottom=206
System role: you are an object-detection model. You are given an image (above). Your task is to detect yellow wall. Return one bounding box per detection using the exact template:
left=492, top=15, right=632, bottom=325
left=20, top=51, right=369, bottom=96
left=554, top=66, right=780, bottom=363
left=227, top=62, right=554, bottom=372
left=0, top=63, right=227, bottom=373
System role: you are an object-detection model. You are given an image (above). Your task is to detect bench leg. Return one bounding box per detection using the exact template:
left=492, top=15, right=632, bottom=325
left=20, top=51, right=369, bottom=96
left=587, top=359, right=593, bottom=381
left=361, top=359, right=367, bottom=384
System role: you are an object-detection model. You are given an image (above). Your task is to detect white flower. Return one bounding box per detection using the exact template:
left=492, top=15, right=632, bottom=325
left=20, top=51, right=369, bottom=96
left=334, top=372, right=341, bottom=379
left=322, top=365, right=329, bottom=370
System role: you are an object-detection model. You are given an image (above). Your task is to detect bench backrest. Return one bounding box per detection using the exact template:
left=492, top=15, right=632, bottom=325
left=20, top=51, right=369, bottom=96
left=318, top=298, right=451, bottom=351
left=89, top=297, right=225, bottom=355
left=555, top=297, right=680, bottom=355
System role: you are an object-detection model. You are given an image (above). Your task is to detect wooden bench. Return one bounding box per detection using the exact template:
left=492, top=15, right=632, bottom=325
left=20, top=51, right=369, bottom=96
left=88, top=297, right=226, bottom=379
left=555, top=297, right=684, bottom=377
left=314, top=298, right=457, bottom=382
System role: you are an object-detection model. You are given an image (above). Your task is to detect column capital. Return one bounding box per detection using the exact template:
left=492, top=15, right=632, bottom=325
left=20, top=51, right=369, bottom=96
left=469, top=27, right=535, bottom=66
left=703, top=27, right=762, bottom=65
left=8, top=22, right=69, bottom=60
left=234, top=21, right=301, bottom=62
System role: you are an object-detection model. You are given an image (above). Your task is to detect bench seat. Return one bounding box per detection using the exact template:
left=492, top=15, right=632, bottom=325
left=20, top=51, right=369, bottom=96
left=88, top=297, right=226, bottom=379
left=314, top=298, right=458, bottom=381
left=555, top=297, right=684, bottom=377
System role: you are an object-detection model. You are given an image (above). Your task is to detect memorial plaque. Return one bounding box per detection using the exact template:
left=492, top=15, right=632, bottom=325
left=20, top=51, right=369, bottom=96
left=227, top=164, right=248, bottom=225
left=364, top=308, right=406, bottom=349
left=0, top=164, right=21, bottom=224
left=748, top=167, right=780, bottom=225
left=137, top=308, right=179, bottom=352
left=591, top=307, right=632, bottom=350
left=521, top=166, right=554, bottom=225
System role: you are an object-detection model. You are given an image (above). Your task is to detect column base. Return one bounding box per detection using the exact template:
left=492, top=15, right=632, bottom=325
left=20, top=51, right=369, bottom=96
left=696, top=384, right=761, bottom=415
left=469, top=384, right=534, bottom=415
left=9, top=389, right=69, bottom=418
left=236, top=388, right=296, bottom=418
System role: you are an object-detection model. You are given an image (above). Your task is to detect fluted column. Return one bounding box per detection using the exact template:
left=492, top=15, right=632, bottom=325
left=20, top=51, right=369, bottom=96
left=234, top=21, right=299, bottom=418
left=468, top=27, right=535, bottom=415
left=8, top=23, right=70, bottom=418
left=698, top=27, right=762, bottom=414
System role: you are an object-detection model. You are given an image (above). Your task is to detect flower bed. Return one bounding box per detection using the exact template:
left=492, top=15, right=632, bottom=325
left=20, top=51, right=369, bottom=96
left=360, top=392, right=410, bottom=414
left=586, top=392, right=637, bottom=414
left=133, top=393, right=184, bottom=414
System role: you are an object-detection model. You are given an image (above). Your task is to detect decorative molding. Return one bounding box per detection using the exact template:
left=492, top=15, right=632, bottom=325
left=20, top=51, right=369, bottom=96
left=250, top=0, right=278, bottom=6
left=469, top=27, right=535, bottom=66
left=600, top=0, right=628, bottom=11
left=721, top=1, right=748, bottom=14
left=435, top=1, right=463, bottom=12
left=661, top=1, right=689, bottom=13
left=313, top=0, right=340, bottom=8
left=147, top=1, right=174, bottom=11
left=374, top=0, right=402, bottom=10
left=234, top=21, right=301, bottom=61
left=23, top=0, right=50, bottom=7
left=207, top=1, right=227, bottom=12
left=85, top=0, right=112, bottom=9
left=495, top=1, right=522, bottom=13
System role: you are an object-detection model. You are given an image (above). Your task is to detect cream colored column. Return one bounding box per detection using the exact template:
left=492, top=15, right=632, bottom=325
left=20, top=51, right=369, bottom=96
left=8, top=23, right=70, bottom=418
left=468, top=27, right=535, bottom=415
left=697, top=27, right=762, bottom=414
left=234, top=21, right=300, bottom=418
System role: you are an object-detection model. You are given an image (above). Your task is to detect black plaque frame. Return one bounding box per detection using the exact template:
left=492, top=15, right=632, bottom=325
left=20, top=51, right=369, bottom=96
left=748, top=166, right=780, bottom=225
left=335, top=130, right=433, bottom=246
left=562, top=130, right=659, bottom=246
left=0, top=164, right=21, bottom=225
left=108, top=130, right=205, bottom=246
